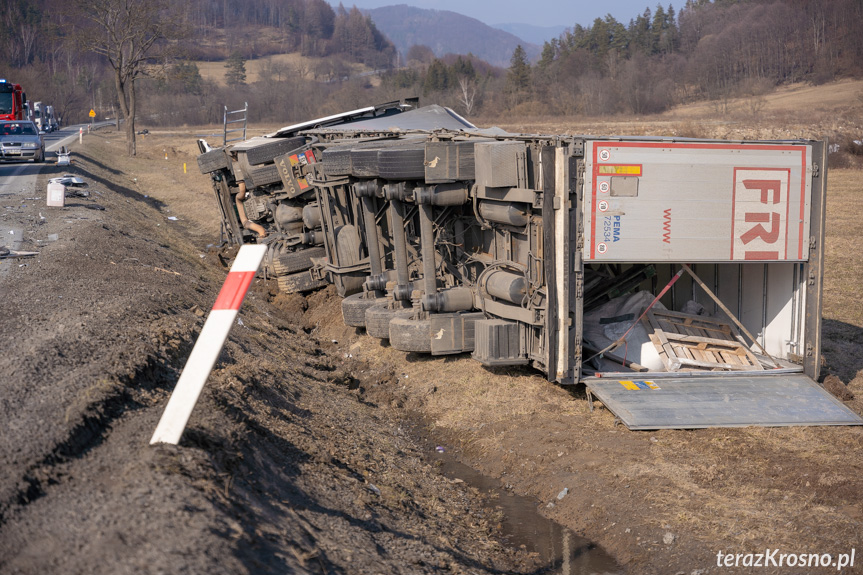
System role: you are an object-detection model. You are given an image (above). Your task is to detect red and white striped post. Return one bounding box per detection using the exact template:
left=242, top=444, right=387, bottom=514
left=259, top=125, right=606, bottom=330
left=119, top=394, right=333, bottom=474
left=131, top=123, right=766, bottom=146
left=150, top=244, right=268, bottom=445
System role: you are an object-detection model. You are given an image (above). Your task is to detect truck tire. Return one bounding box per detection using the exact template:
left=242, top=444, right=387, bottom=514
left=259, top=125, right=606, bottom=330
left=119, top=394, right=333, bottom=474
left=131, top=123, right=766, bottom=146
left=341, top=293, right=382, bottom=327
left=378, top=147, right=425, bottom=180
left=245, top=136, right=307, bottom=165
left=350, top=148, right=382, bottom=178
left=277, top=271, right=328, bottom=294
left=321, top=148, right=353, bottom=176
left=365, top=304, right=412, bottom=339
left=197, top=148, right=230, bottom=174
left=389, top=316, right=432, bottom=353
left=273, top=246, right=326, bottom=276
left=243, top=162, right=282, bottom=188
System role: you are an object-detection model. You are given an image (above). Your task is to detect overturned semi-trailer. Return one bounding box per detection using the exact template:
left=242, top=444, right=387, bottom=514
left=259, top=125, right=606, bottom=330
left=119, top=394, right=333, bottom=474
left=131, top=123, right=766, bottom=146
left=196, top=100, right=862, bottom=429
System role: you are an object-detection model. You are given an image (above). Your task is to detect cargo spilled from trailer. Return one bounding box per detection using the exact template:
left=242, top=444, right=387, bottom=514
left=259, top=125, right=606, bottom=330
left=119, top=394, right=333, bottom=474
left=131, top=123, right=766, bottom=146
left=196, top=100, right=862, bottom=430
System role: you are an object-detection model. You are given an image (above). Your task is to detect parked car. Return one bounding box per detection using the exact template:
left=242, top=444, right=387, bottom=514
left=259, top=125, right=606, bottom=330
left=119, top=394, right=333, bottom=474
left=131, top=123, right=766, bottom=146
left=0, top=120, right=44, bottom=162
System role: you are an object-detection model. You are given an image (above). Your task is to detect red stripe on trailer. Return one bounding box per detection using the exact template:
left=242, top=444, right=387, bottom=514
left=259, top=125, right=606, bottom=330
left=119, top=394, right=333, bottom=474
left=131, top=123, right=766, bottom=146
left=212, top=271, right=256, bottom=310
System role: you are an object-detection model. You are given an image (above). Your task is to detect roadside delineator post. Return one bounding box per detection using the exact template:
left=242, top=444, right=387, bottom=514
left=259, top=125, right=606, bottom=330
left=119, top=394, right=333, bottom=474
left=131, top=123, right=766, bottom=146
left=150, top=244, right=268, bottom=445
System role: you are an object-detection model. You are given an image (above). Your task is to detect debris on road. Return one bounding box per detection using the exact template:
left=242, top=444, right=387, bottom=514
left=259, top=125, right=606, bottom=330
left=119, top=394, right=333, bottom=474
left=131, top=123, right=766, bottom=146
left=49, top=175, right=86, bottom=187
left=56, top=146, right=71, bottom=166
left=0, top=246, right=39, bottom=258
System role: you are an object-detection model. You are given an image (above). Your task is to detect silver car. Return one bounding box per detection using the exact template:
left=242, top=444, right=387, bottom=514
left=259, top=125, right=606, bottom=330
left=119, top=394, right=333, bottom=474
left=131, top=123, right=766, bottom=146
left=0, top=120, right=44, bottom=163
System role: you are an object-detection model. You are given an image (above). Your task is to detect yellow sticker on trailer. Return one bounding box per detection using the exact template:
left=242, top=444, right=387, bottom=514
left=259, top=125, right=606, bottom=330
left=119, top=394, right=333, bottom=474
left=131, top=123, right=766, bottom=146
left=598, top=164, right=642, bottom=176
left=618, top=380, right=661, bottom=391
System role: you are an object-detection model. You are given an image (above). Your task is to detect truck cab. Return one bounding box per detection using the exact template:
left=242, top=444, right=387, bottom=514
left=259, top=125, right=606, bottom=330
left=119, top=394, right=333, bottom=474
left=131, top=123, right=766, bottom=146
left=0, top=80, right=26, bottom=121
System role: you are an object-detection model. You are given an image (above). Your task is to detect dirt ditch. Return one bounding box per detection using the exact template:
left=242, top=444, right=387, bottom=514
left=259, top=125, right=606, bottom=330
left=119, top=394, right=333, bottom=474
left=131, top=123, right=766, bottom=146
left=1, top=125, right=861, bottom=574
left=0, top=131, right=546, bottom=575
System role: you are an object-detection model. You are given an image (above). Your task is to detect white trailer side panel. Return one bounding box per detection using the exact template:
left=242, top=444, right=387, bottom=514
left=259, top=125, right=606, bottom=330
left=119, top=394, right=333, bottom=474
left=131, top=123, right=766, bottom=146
left=583, top=140, right=812, bottom=262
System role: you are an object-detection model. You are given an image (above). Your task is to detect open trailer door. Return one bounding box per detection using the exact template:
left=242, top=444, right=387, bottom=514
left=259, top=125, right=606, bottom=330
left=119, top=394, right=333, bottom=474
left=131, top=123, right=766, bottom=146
left=578, top=138, right=863, bottom=429
left=584, top=374, right=862, bottom=429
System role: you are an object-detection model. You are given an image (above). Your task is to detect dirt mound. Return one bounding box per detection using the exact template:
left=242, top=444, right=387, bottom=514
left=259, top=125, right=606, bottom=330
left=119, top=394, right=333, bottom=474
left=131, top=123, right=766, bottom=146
left=0, top=134, right=540, bottom=574
left=823, top=374, right=855, bottom=401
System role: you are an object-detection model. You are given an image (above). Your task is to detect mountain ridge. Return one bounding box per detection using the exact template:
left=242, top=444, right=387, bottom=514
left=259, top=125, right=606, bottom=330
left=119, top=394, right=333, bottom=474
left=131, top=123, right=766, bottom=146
left=365, top=4, right=541, bottom=67
left=492, top=22, right=568, bottom=46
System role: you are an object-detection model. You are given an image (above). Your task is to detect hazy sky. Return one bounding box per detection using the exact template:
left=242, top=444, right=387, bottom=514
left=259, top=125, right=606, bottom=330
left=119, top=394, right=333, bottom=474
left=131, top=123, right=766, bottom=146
left=328, top=0, right=659, bottom=28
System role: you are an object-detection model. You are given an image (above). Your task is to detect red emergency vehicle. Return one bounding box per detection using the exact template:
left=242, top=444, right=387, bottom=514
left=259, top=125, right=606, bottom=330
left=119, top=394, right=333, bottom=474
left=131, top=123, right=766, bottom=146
left=0, top=80, right=27, bottom=121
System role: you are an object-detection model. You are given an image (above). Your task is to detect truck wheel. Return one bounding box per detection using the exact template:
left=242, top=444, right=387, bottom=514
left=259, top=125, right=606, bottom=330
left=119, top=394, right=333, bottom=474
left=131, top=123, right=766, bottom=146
left=389, top=316, right=432, bottom=353
left=378, top=147, right=426, bottom=180
left=277, top=271, right=328, bottom=294
left=245, top=136, right=306, bottom=165
left=197, top=148, right=230, bottom=174
left=273, top=246, right=326, bottom=276
left=365, top=304, right=411, bottom=339
left=350, top=148, right=382, bottom=178
left=321, top=148, right=353, bottom=176
left=341, top=293, right=382, bottom=327
left=243, top=162, right=282, bottom=188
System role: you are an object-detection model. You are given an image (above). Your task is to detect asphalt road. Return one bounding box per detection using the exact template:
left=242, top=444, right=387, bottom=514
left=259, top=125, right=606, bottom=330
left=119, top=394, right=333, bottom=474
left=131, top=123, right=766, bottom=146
left=0, top=123, right=109, bottom=276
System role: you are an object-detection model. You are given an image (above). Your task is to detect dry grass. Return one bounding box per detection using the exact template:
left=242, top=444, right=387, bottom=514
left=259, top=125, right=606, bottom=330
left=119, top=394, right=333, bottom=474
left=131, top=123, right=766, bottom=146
left=79, top=128, right=222, bottom=242
left=477, top=79, right=863, bottom=148
left=194, top=54, right=371, bottom=86
left=823, top=169, right=863, bottom=328
left=667, top=79, right=863, bottom=119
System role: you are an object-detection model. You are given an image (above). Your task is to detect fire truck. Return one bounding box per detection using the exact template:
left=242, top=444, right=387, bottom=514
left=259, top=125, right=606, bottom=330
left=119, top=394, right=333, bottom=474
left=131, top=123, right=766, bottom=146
left=0, top=80, right=27, bottom=121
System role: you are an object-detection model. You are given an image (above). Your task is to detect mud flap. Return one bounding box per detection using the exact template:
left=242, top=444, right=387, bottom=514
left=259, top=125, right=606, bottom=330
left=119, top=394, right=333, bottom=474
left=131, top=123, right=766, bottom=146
left=430, top=312, right=485, bottom=356
left=584, top=373, right=863, bottom=430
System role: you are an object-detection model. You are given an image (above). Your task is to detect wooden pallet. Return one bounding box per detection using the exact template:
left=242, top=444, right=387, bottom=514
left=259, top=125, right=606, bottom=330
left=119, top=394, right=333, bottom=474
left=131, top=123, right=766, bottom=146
left=642, top=309, right=764, bottom=371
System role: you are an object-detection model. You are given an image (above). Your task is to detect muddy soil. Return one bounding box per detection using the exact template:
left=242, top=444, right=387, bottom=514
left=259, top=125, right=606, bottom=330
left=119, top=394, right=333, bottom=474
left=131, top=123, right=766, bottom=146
left=1, top=122, right=861, bottom=575
left=0, top=131, right=547, bottom=575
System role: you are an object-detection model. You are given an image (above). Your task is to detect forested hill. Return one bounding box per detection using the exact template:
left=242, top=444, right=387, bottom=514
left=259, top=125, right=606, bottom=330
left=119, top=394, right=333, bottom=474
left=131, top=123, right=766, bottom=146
left=2, top=0, right=862, bottom=127
left=1, top=0, right=397, bottom=68
left=531, top=0, right=863, bottom=115
left=365, top=5, right=541, bottom=67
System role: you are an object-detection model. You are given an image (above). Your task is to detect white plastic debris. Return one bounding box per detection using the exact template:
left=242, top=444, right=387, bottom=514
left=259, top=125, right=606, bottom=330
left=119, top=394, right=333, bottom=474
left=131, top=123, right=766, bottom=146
left=557, top=487, right=569, bottom=500
left=49, top=175, right=86, bottom=187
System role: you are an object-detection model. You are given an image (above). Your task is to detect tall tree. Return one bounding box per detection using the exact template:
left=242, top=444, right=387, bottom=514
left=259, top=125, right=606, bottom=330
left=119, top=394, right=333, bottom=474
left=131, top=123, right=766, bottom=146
left=224, top=52, right=247, bottom=87
left=70, top=0, right=184, bottom=156
left=507, top=44, right=531, bottom=106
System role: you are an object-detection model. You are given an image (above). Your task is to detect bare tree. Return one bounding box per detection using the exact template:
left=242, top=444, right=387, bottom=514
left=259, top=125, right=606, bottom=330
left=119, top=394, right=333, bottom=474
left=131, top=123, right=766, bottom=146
left=70, top=0, right=184, bottom=156
left=456, top=75, right=476, bottom=116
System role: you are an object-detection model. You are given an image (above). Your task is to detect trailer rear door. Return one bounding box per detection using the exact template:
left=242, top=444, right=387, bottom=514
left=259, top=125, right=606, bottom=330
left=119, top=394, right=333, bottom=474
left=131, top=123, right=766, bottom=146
left=584, top=374, right=863, bottom=430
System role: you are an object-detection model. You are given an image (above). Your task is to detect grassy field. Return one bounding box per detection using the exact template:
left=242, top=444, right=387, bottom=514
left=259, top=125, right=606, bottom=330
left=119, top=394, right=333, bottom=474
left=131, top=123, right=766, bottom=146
left=194, top=53, right=372, bottom=86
